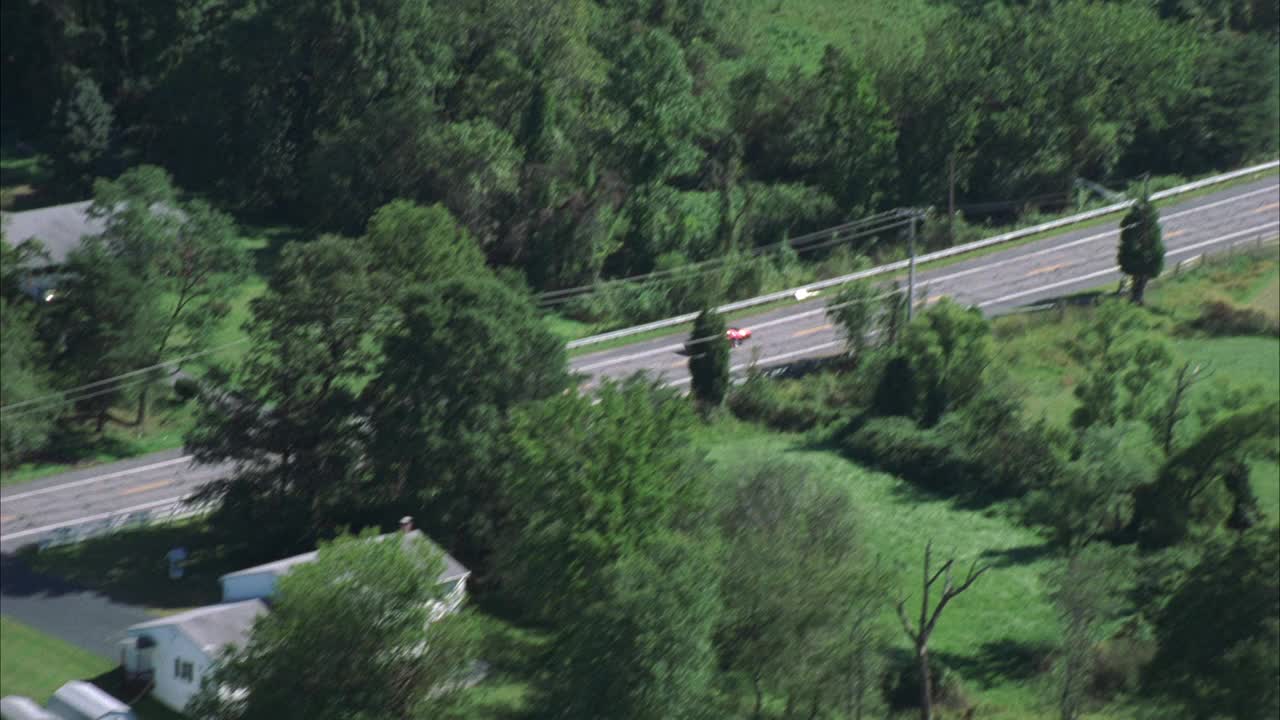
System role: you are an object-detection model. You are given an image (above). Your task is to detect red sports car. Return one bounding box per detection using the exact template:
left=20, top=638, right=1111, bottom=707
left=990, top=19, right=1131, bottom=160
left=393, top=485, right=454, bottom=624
left=726, top=327, right=752, bottom=347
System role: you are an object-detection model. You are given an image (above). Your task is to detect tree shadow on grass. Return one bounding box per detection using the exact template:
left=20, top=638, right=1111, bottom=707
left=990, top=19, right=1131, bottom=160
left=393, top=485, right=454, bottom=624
left=88, top=668, right=187, bottom=720
left=935, top=639, right=1056, bottom=691
left=13, top=521, right=234, bottom=610
left=980, top=542, right=1058, bottom=568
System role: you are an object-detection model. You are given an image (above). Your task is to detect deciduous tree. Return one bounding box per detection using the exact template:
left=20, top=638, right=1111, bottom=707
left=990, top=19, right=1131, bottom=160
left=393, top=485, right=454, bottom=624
left=827, top=276, right=880, bottom=365
left=1046, top=544, right=1130, bottom=720
left=0, top=298, right=56, bottom=466
left=59, top=166, right=245, bottom=424
left=715, top=457, right=886, bottom=718
left=899, top=299, right=992, bottom=425
left=1147, top=527, right=1279, bottom=720
left=498, top=378, right=718, bottom=717
left=187, top=529, right=479, bottom=720
left=364, top=274, right=569, bottom=560
left=186, top=237, right=384, bottom=554
left=52, top=76, right=113, bottom=190
left=1026, top=422, right=1156, bottom=550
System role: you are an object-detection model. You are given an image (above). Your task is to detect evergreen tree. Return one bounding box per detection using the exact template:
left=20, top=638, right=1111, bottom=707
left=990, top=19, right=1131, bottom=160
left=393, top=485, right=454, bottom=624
left=1117, top=194, right=1165, bottom=304
left=688, top=308, right=730, bottom=408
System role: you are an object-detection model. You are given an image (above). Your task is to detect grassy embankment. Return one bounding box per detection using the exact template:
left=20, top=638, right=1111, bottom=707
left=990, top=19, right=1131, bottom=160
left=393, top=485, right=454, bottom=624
left=994, top=249, right=1280, bottom=517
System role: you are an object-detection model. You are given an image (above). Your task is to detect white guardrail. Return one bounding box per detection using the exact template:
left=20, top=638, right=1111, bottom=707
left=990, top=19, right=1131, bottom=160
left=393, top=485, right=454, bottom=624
left=566, top=160, right=1280, bottom=349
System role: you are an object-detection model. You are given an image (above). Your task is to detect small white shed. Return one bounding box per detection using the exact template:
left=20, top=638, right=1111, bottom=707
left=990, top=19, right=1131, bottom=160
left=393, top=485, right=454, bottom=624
left=44, top=682, right=135, bottom=720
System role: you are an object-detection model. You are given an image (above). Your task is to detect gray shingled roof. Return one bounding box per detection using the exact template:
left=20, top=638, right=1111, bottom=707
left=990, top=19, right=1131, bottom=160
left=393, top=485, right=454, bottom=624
left=219, top=530, right=470, bottom=585
left=1, top=201, right=99, bottom=266
left=128, top=599, right=267, bottom=654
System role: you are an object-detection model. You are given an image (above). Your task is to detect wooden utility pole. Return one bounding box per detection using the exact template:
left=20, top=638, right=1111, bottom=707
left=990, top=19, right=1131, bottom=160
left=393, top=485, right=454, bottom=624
left=907, top=215, right=917, bottom=321
left=947, top=154, right=956, bottom=244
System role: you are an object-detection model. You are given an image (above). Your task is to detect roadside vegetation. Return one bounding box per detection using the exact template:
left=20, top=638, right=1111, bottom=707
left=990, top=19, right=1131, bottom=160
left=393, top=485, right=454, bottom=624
left=2, top=1, right=1278, bottom=718
left=13, top=241, right=1277, bottom=718
left=3, top=0, right=1277, bottom=477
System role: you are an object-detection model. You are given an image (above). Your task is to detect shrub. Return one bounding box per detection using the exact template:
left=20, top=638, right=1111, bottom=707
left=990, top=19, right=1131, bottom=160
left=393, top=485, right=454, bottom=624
left=883, top=654, right=969, bottom=713
left=173, top=377, right=201, bottom=401
left=727, top=370, right=848, bottom=432
left=842, top=417, right=975, bottom=494
left=1187, top=299, right=1279, bottom=337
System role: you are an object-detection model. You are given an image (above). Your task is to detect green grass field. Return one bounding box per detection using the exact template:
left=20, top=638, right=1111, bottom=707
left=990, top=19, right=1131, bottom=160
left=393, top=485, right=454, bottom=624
left=0, top=616, right=113, bottom=701
left=697, top=421, right=1149, bottom=719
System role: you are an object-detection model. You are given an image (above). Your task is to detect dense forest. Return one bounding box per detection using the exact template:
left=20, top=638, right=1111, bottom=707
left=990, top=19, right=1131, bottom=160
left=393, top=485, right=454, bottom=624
left=3, top=0, right=1276, bottom=296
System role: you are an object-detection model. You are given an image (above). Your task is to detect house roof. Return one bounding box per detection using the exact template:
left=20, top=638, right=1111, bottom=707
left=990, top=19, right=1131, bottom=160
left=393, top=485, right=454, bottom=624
left=127, top=599, right=268, bottom=655
left=219, top=530, right=469, bottom=586
left=1, top=201, right=99, bottom=266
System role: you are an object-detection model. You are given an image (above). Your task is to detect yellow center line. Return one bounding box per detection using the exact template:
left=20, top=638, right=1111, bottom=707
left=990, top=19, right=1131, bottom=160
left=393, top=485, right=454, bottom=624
left=0, top=515, right=14, bottom=523
left=1253, top=201, right=1280, bottom=213
left=926, top=294, right=945, bottom=305
left=1024, top=262, right=1066, bottom=278
left=791, top=323, right=832, bottom=338
left=668, top=358, right=687, bottom=369
left=119, top=479, right=173, bottom=497
left=1165, top=229, right=1185, bottom=239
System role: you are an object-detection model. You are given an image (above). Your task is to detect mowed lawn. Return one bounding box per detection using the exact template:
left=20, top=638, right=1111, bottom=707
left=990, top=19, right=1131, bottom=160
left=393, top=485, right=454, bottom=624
left=0, top=616, right=112, bottom=701
left=0, top=616, right=186, bottom=720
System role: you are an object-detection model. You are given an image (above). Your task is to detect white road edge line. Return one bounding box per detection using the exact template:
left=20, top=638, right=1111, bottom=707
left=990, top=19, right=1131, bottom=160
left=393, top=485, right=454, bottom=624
left=1, top=456, right=194, bottom=502
left=662, top=222, right=1280, bottom=386
left=8, top=224, right=1277, bottom=540
left=0, top=495, right=188, bottom=543
left=663, top=339, right=844, bottom=387
left=574, top=185, right=1279, bottom=374
left=977, top=222, right=1278, bottom=307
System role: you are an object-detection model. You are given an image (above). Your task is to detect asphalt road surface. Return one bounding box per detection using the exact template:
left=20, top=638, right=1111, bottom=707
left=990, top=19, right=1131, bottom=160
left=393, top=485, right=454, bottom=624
left=2, top=176, right=1277, bottom=550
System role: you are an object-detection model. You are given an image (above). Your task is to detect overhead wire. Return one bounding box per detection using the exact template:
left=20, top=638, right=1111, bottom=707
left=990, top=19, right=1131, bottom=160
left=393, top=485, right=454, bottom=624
left=0, top=339, right=250, bottom=415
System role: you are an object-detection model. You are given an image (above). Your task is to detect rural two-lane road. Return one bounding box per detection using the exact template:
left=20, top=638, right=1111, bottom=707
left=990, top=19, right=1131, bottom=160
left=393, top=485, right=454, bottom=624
left=2, top=175, right=1277, bottom=550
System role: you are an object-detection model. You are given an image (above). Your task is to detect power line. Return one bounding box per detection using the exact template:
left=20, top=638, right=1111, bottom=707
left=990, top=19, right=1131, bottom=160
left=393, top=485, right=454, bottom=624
left=536, top=214, right=916, bottom=308
left=535, top=210, right=910, bottom=304
left=0, top=373, right=170, bottom=421
left=0, top=338, right=249, bottom=415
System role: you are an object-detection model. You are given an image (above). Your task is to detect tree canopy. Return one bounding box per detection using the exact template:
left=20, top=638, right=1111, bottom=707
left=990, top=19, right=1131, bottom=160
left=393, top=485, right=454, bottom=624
left=187, top=529, right=479, bottom=720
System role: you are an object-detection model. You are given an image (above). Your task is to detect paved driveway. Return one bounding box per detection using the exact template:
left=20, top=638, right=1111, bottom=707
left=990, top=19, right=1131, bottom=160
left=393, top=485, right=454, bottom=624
left=0, top=553, right=152, bottom=660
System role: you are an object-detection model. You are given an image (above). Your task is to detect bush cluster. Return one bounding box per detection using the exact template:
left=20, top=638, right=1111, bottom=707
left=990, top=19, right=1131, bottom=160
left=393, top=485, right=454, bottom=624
left=726, top=370, right=850, bottom=432
left=1187, top=299, right=1279, bottom=337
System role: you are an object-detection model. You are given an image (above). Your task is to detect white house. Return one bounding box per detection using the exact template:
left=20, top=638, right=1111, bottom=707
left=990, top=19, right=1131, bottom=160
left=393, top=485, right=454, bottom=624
left=121, top=521, right=468, bottom=715
left=121, top=600, right=267, bottom=713
left=219, top=526, right=470, bottom=611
